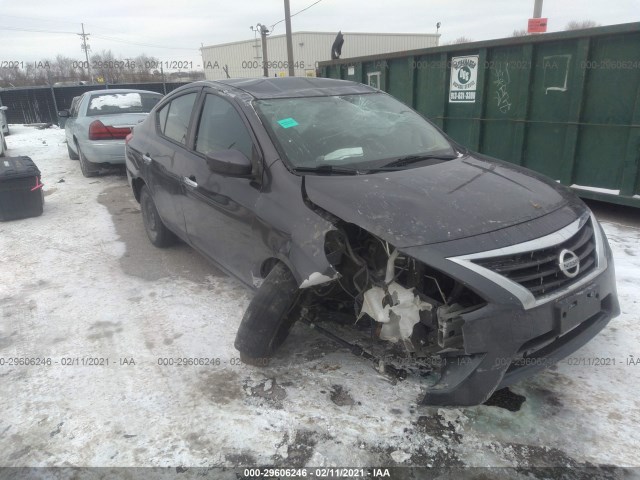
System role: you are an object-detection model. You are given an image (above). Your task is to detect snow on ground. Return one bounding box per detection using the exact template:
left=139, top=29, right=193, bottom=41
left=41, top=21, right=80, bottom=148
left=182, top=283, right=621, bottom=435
left=0, top=125, right=639, bottom=468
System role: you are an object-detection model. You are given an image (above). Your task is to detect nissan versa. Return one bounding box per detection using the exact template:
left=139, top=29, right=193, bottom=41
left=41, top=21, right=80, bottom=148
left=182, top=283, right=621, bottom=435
left=125, top=77, right=619, bottom=406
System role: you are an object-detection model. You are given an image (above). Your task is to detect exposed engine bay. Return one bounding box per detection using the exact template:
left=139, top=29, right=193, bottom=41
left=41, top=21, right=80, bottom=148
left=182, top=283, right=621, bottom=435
left=296, top=223, right=486, bottom=380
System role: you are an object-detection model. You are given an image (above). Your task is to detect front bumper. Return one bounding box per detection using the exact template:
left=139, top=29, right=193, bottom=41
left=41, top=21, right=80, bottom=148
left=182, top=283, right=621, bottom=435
left=416, top=215, right=620, bottom=407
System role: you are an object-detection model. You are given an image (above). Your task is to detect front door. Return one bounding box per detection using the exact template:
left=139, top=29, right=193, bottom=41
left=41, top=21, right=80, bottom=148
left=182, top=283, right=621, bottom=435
left=179, top=92, right=263, bottom=285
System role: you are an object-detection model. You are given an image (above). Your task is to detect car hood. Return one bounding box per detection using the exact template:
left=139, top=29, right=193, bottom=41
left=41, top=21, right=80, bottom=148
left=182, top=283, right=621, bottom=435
left=303, top=154, right=573, bottom=247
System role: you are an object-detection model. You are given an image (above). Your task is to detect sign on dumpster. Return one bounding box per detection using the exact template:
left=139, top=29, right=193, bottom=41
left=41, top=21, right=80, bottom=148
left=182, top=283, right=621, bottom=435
left=449, top=55, right=479, bottom=103
left=528, top=18, right=548, bottom=33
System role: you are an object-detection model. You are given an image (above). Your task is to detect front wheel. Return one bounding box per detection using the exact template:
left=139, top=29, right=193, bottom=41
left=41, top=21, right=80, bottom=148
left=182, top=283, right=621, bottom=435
left=235, top=262, right=300, bottom=365
left=140, top=185, right=177, bottom=248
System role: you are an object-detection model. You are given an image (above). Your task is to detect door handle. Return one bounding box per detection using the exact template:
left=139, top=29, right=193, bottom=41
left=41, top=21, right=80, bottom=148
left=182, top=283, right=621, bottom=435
left=142, top=154, right=152, bottom=165
left=183, top=176, right=198, bottom=188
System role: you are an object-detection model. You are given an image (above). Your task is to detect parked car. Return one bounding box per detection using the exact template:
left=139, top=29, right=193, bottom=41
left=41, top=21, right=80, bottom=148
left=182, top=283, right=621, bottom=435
left=0, top=105, right=9, bottom=136
left=59, top=89, right=163, bottom=177
left=125, top=78, right=619, bottom=406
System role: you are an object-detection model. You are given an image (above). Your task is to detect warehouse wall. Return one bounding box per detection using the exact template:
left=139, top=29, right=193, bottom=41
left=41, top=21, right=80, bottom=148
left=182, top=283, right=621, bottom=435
left=201, top=31, right=439, bottom=79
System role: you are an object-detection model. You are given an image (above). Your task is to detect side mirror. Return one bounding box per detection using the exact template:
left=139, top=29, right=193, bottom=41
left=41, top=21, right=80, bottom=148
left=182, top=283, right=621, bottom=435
left=58, top=110, right=70, bottom=118
left=0, top=106, right=7, bottom=111
left=205, top=149, right=252, bottom=177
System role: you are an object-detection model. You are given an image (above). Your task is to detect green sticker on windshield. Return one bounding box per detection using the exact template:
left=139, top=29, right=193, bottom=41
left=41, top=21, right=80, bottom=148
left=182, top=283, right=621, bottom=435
left=277, top=117, right=299, bottom=128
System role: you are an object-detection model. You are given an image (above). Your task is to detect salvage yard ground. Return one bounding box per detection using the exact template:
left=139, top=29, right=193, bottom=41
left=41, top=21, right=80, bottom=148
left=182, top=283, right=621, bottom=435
left=1, top=125, right=639, bottom=470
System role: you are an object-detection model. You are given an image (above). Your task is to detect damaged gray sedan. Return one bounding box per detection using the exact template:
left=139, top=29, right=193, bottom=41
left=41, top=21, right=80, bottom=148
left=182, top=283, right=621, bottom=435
left=125, top=77, right=619, bottom=406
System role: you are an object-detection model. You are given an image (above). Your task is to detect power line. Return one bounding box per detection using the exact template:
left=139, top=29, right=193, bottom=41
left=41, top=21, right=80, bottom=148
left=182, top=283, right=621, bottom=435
left=0, top=14, right=80, bottom=27
left=0, top=24, right=198, bottom=51
left=0, top=25, right=77, bottom=35
left=270, top=0, right=324, bottom=32
left=91, top=34, right=199, bottom=51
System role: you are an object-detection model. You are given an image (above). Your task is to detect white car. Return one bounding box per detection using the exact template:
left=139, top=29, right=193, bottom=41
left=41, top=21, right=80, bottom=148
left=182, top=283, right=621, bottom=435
left=60, top=89, right=162, bottom=177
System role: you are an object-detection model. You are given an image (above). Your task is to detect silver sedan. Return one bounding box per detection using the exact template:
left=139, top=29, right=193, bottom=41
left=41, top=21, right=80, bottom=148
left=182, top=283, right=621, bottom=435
left=60, top=89, right=163, bottom=177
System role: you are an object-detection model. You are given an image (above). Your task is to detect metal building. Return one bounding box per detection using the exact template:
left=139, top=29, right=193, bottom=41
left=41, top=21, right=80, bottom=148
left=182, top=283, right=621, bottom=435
left=200, top=31, right=439, bottom=79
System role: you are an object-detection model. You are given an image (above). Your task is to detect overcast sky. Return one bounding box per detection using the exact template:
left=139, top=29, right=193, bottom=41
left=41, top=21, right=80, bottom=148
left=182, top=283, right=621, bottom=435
left=1, top=0, right=638, bottom=68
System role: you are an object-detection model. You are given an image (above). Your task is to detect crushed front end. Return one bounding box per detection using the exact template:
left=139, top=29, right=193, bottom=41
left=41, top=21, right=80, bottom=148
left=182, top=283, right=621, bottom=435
left=304, top=210, right=619, bottom=406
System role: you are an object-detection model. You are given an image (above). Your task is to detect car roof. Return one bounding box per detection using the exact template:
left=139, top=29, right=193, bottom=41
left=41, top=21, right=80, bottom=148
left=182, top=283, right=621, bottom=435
left=188, top=77, right=377, bottom=99
left=84, top=89, right=163, bottom=96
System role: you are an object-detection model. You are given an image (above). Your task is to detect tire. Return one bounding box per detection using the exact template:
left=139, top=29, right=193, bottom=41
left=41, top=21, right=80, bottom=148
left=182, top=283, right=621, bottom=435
left=67, top=143, right=79, bottom=160
left=235, top=262, right=300, bottom=365
left=140, top=185, right=177, bottom=248
left=78, top=144, right=98, bottom=177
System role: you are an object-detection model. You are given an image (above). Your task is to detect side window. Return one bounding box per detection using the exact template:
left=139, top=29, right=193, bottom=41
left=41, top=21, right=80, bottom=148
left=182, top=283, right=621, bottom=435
left=160, top=92, right=197, bottom=145
left=157, top=103, right=169, bottom=133
left=195, top=94, right=253, bottom=160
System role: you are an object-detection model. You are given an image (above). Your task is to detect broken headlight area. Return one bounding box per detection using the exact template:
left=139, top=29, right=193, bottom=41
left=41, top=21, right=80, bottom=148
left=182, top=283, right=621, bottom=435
left=297, top=224, right=486, bottom=380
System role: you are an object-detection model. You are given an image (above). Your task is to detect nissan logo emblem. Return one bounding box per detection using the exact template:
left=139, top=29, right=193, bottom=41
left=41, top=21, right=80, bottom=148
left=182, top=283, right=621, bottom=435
left=559, top=249, right=580, bottom=278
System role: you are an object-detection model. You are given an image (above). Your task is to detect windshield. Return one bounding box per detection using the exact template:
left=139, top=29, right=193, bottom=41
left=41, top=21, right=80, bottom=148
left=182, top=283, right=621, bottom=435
left=254, top=92, right=454, bottom=171
left=87, top=92, right=162, bottom=116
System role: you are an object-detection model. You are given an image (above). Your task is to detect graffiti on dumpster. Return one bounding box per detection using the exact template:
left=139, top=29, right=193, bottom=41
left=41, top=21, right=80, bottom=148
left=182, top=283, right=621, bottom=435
left=494, top=63, right=512, bottom=113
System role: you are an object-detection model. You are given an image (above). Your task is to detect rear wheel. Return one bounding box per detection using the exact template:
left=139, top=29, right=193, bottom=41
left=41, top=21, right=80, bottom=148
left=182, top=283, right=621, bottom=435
left=235, top=262, right=300, bottom=365
left=67, top=143, right=79, bottom=160
left=78, top=144, right=98, bottom=177
left=140, top=185, right=177, bottom=248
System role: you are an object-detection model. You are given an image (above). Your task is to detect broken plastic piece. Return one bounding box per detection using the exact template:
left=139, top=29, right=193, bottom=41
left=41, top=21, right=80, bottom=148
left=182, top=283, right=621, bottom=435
left=359, top=281, right=432, bottom=342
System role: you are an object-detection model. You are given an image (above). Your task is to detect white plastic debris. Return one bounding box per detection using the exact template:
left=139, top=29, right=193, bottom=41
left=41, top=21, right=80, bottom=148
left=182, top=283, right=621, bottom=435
left=360, top=281, right=432, bottom=342
left=300, top=271, right=338, bottom=288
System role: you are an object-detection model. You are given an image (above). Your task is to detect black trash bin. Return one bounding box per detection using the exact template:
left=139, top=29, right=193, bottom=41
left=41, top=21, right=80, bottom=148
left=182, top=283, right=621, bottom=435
left=0, top=156, right=44, bottom=221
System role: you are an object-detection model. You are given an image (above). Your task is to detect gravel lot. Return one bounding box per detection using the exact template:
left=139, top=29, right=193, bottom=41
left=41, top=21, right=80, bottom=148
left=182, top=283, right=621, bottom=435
left=1, top=125, right=639, bottom=471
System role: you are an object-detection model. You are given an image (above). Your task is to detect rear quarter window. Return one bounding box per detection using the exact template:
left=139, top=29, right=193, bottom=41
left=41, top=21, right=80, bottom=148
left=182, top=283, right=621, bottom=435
left=158, top=92, right=198, bottom=145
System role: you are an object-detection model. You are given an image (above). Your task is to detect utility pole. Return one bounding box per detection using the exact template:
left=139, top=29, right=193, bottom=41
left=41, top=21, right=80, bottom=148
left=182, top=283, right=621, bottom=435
left=252, top=24, right=270, bottom=77
left=259, top=24, right=269, bottom=77
left=78, top=23, right=92, bottom=83
left=284, top=0, right=295, bottom=76
left=533, top=0, right=543, bottom=18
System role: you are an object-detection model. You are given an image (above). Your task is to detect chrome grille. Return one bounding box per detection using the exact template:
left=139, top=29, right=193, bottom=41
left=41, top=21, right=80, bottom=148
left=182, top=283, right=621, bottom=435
left=472, top=219, right=597, bottom=298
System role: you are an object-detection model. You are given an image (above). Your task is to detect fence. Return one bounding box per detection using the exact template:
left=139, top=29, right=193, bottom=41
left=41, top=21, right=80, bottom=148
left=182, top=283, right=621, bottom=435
left=319, top=22, right=640, bottom=208
left=0, top=82, right=190, bottom=126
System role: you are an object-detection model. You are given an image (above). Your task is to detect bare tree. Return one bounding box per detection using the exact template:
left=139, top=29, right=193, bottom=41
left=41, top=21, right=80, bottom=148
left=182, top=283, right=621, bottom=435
left=443, top=36, right=474, bottom=45
left=453, top=36, right=473, bottom=44
left=0, top=51, right=162, bottom=87
left=565, top=20, right=599, bottom=30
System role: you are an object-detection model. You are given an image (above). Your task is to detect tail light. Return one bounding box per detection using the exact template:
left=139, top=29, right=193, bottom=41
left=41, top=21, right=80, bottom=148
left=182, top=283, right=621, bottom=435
left=89, top=120, right=131, bottom=140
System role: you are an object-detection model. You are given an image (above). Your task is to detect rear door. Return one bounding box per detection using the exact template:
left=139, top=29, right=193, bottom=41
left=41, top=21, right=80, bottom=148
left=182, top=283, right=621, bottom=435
left=64, top=94, right=83, bottom=147
left=143, top=88, right=201, bottom=237
left=179, top=91, right=264, bottom=284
